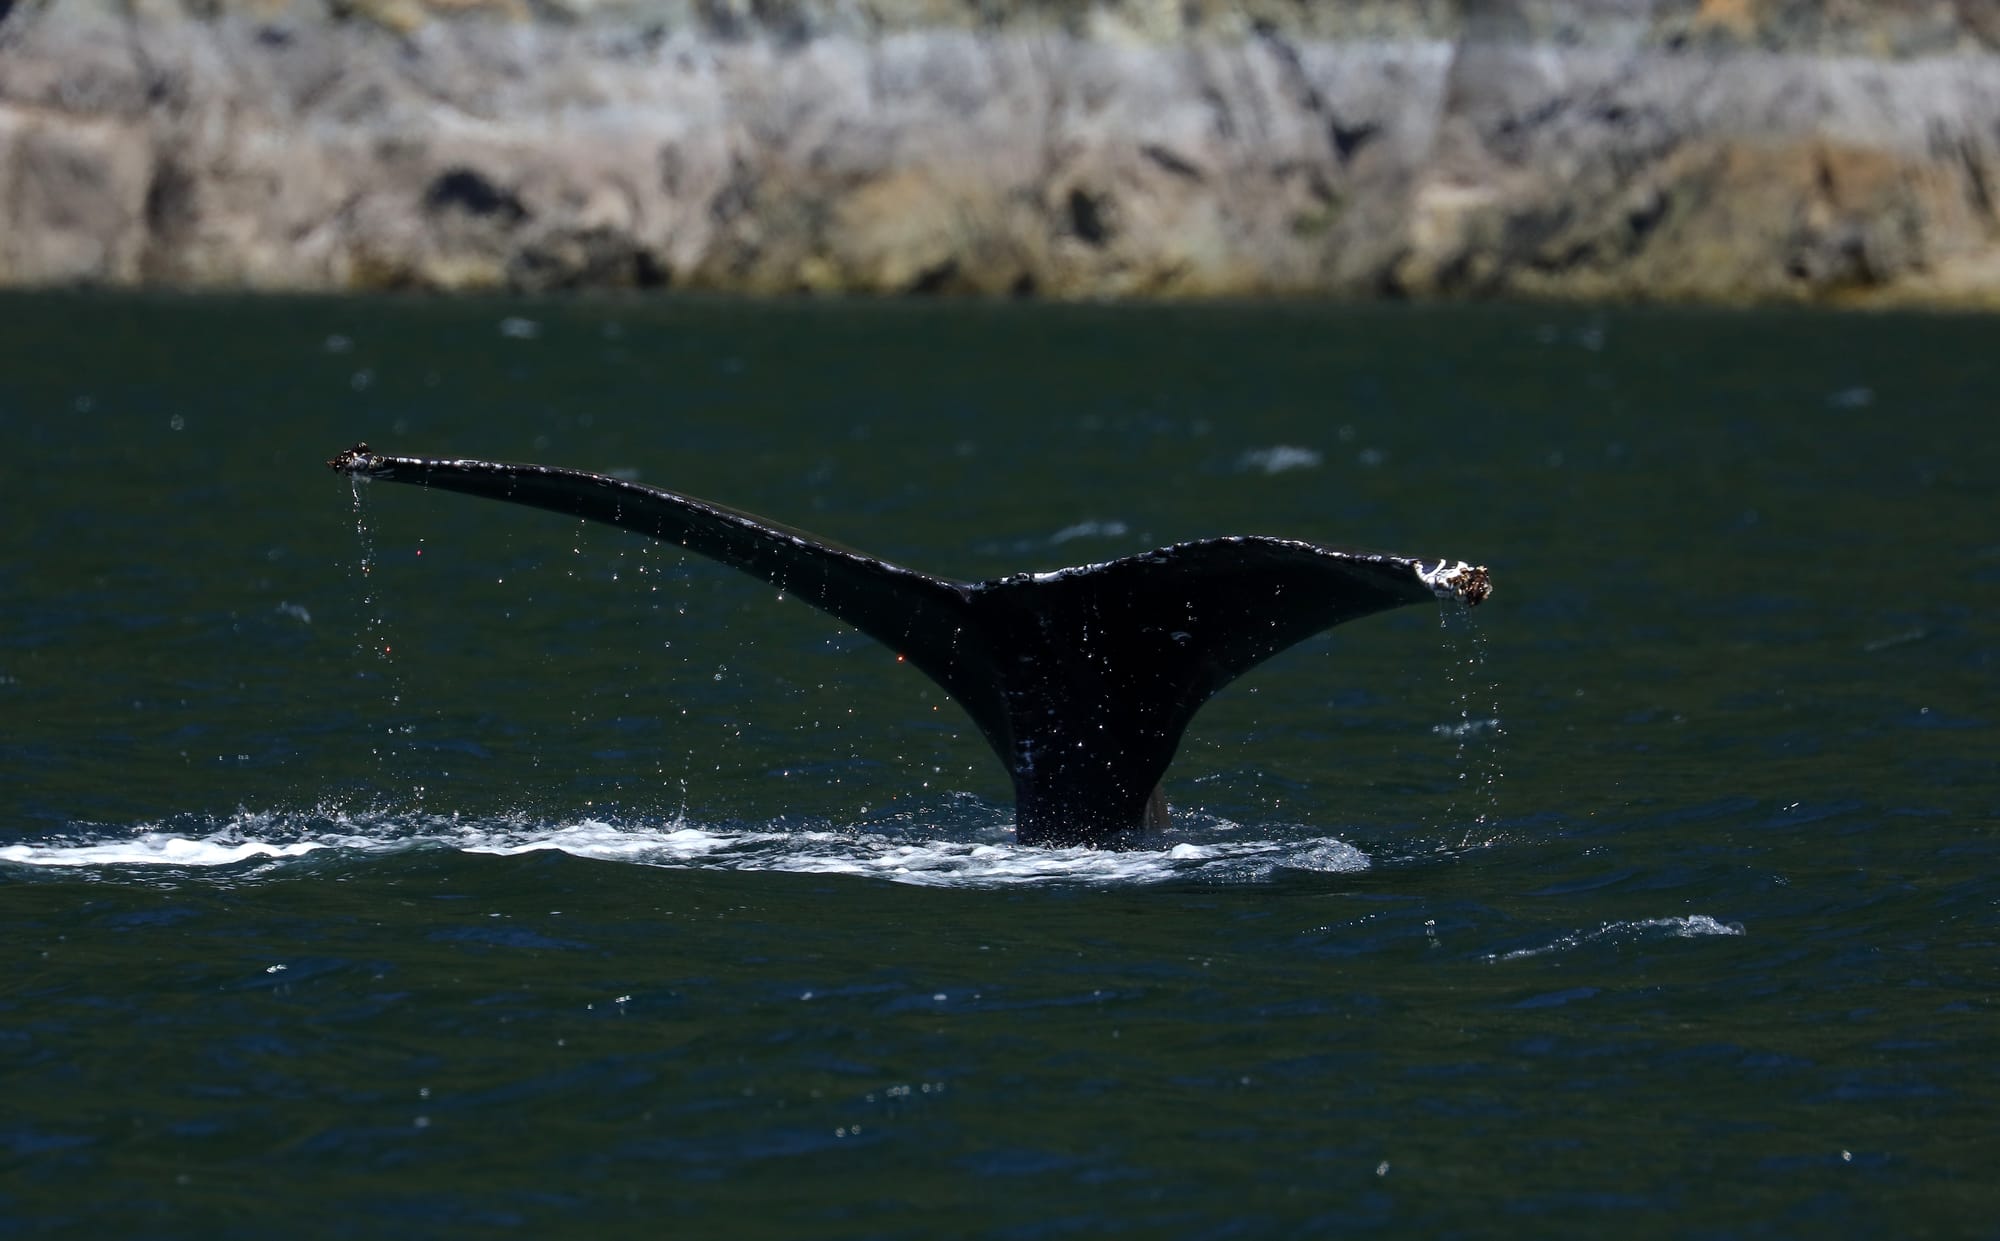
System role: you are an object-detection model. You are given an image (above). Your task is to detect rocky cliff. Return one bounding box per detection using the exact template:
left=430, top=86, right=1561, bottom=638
left=4, top=0, right=1999, bottom=304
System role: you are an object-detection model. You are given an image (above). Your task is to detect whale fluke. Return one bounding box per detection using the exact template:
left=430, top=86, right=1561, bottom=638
left=327, top=443, right=1490, bottom=846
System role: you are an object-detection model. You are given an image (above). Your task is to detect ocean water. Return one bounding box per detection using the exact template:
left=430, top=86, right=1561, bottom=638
left=2, top=294, right=1995, bottom=1236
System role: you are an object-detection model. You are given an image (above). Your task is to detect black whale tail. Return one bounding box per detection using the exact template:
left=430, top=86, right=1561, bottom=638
left=328, top=444, right=1490, bottom=846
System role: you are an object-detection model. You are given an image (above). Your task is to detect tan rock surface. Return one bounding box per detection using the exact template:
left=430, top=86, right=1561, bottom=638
left=3, top=0, right=1999, bottom=304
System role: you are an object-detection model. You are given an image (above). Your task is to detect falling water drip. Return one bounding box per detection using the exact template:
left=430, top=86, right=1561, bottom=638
left=349, top=477, right=392, bottom=666
left=347, top=477, right=413, bottom=797
left=622, top=541, right=707, bottom=818
left=350, top=476, right=371, bottom=597
left=1435, top=599, right=1506, bottom=847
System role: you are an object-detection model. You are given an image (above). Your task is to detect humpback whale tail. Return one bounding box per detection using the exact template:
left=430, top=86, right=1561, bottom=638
left=327, top=444, right=1490, bottom=846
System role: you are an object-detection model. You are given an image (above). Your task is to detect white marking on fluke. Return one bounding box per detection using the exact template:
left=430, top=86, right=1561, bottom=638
left=1418, top=559, right=1493, bottom=605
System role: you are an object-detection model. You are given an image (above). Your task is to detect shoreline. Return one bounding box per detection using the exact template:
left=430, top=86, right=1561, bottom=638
left=4, top=2, right=2000, bottom=307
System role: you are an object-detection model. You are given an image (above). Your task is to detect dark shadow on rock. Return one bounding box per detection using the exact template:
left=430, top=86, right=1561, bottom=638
left=423, top=167, right=528, bottom=226
left=1141, top=143, right=1203, bottom=181
left=906, top=256, right=959, bottom=294
left=1067, top=187, right=1111, bottom=246
left=143, top=155, right=194, bottom=235
left=1330, top=119, right=1379, bottom=163
left=508, top=227, right=666, bottom=291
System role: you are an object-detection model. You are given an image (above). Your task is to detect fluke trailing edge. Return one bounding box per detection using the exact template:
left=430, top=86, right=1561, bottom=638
left=327, top=443, right=1491, bottom=846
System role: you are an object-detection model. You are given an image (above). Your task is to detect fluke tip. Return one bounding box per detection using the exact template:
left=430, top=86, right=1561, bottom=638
left=1419, top=560, right=1492, bottom=607
left=326, top=442, right=374, bottom=473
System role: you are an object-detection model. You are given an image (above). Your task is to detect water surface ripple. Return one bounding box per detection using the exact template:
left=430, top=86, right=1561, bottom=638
left=2, top=295, right=1994, bottom=1236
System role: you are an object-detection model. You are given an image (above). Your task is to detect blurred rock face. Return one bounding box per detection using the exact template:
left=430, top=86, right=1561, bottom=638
left=3, top=0, right=1999, bottom=305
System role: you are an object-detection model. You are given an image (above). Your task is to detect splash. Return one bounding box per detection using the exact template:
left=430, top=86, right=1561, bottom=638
left=0, top=806, right=1369, bottom=889
left=1487, top=915, right=1746, bottom=962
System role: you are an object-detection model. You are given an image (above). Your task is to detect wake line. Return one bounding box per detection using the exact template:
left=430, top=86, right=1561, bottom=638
left=0, top=810, right=1369, bottom=888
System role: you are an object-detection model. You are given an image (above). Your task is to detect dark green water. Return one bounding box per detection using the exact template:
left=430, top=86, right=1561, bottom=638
left=3, top=294, right=1995, bottom=1236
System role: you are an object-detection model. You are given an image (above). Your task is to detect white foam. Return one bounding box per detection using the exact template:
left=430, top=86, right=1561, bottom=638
left=460, top=822, right=734, bottom=862
left=0, top=808, right=1370, bottom=889
left=0, top=834, right=328, bottom=868
left=1489, top=914, right=1746, bottom=962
